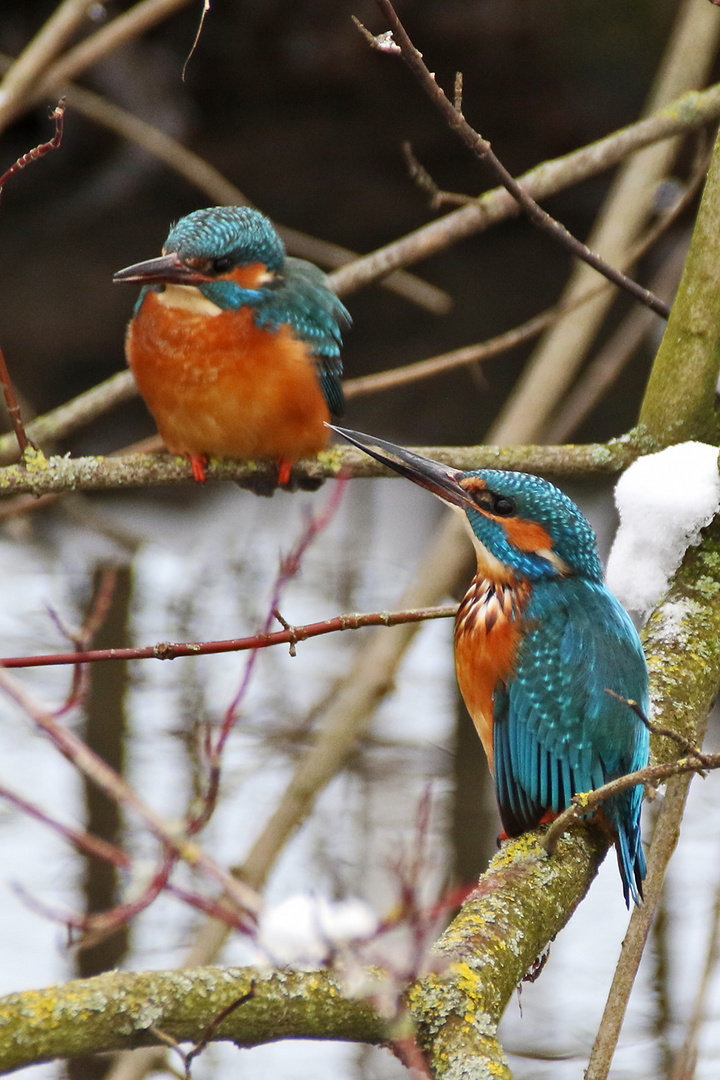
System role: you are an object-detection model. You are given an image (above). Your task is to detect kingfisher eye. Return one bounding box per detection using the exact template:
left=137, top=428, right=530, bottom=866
left=212, top=255, right=234, bottom=274
left=468, top=487, right=516, bottom=517
left=492, top=495, right=515, bottom=517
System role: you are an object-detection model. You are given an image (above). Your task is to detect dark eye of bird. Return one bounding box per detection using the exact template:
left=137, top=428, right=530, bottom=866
left=469, top=488, right=516, bottom=517
left=491, top=494, right=515, bottom=517
left=212, top=255, right=234, bottom=275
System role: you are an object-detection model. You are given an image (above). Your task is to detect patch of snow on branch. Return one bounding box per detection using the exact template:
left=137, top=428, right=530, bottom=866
left=256, top=894, right=379, bottom=968
left=606, top=442, right=720, bottom=618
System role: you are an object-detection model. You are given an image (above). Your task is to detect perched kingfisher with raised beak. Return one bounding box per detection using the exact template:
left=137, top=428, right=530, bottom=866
left=333, top=427, right=649, bottom=906
left=114, top=206, right=350, bottom=486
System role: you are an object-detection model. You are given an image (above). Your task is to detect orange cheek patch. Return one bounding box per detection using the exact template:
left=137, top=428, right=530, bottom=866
left=228, top=263, right=271, bottom=288
left=503, top=517, right=553, bottom=553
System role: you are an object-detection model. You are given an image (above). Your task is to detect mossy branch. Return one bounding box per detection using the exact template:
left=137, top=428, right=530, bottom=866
left=0, top=829, right=606, bottom=1077
left=409, top=827, right=607, bottom=1079
left=643, top=517, right=720, bottom=766
left=0, top=440, right=638, bottom=500
left=585, top=515, right=720, bottom=1078
left=0, top=966, right=388, bottom=1073
left=638, top=123, right=720, bottom=445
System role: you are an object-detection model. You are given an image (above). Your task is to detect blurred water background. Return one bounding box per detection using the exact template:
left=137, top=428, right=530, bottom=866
left=2, top=478, right=720, bottom=1079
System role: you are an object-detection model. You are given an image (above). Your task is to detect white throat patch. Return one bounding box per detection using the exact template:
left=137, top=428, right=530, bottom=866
left=155, top=284, right=223, bottom=316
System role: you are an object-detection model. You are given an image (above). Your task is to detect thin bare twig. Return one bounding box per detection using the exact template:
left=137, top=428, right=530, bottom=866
left=0, top=344, right=31, bottom=456
left=541, top=755, right=715, bottom=855
left=0, top=782, right=131, bottom=869
left=0, top=668, right=261, bottom=917
left=0, top=97, right=65, bottom=195
left=23, top=0, right=197, bottom=118
left=0, top=604, right=458, bottom=669
left=543, top=692, right=711, bottom=854
left=366, top=1, right=669, bottom=318
left=330, top=80, right=720, bottom=298
left=667, top=849, right=720, bottom=1080
left=0, top=98, right=66, bottom=455
left=362, top=137, right=702, bottom=405
left=495, top=0, right=720, bottom=448
left=544, top=240, right=687, bottom=443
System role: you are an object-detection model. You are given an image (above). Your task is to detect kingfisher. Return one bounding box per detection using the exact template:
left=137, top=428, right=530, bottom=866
left=332, top=427, right=649, bottom=906
left=113, top=206, right=350, bottom=485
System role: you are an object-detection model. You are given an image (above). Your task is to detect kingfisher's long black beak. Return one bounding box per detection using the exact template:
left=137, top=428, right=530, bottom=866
left=113, top=251, right=211, bottom=286
left=329, top=425, right=474, bottom=511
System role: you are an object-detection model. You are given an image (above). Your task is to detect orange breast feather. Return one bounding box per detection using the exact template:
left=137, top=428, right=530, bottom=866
left=453, top=578, right=526, bottom=774
left=126, top=290, right=330, bottom=463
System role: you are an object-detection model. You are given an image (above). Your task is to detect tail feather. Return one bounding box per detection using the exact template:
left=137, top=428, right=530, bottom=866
left=608, top=796, right=645, bottom=907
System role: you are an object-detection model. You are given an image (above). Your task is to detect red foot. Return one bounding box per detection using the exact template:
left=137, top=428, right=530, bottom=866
left=277, top=459, right=292, bottom=486
left=189, top=454, right=208, bottom=484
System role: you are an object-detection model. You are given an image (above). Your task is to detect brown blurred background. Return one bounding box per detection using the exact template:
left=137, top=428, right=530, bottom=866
left=0, top=0, right=689, bottom=455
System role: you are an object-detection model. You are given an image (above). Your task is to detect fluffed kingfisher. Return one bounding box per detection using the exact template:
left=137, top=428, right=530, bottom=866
left=332, top=427, right=649, bottom=906
left=114, top=206, right=350, bottom=485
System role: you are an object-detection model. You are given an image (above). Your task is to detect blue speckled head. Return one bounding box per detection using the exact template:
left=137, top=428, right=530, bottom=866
left=330, top=428, right=604, bottom=582
left=460, top=469, right=603, bottom=581
left=163, top=206, right=285, bottom=272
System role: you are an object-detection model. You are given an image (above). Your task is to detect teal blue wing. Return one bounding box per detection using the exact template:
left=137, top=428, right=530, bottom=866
left=255, top=257, right=350, bottom=417
left=494, top=578, right=648, bottom=904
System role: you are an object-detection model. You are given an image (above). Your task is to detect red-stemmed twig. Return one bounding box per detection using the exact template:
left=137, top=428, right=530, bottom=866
left=0, top=667, right=261, bottom=919
left=362, top=4, right=670, bottom=319
left=0, top=97, right=66, bottom=195
left=0, top=603, right=458, bottom=669
left=191, top=475, right=350, bottom=833
left=13, top=851, right=175, bottom=948
left=47, top=567, right=119, bottom=716
left=0, top=782, right=131, bottom=869
left=0, top=99, right=66, bottom=457
left=0, top=344, right=31, bottom=456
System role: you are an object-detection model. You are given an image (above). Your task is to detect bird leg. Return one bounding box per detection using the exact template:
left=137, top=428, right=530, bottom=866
left=277, top=459, right=292, bottom=486
left=189, top=454, right=208, bottom=484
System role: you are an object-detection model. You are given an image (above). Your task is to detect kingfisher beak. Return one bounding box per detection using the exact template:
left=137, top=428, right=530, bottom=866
left=113, top=252, right=210, bottom=285
left=329, top=425, right=474, bottom=511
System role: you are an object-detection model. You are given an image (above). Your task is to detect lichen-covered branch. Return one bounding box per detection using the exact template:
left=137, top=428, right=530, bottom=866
left=0, top=827, right=607, bottom=1077
left=0, top=440, right=638, bottom=500
left=638, top=123, right=720, bottom=445
left=409, top=828, right=607, bottom=1079
left=644, top=518, right=720, bottom=764
left=0, top=966, right=388, bottom=1073
left=585, top=516, right=720, bottom=1080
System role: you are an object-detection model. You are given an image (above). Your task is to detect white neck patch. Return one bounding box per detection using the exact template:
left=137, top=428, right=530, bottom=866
left=155, top=284, right=223, bottom=316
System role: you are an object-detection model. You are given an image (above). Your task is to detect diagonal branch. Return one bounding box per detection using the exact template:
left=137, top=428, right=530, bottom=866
left=330, top=80, right=720, bottom=297
left=366, top=0, right=669, bottom=317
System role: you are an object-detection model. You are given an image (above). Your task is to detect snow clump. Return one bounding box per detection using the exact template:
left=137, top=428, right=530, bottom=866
left=606, top=441, right=720, bottom=618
